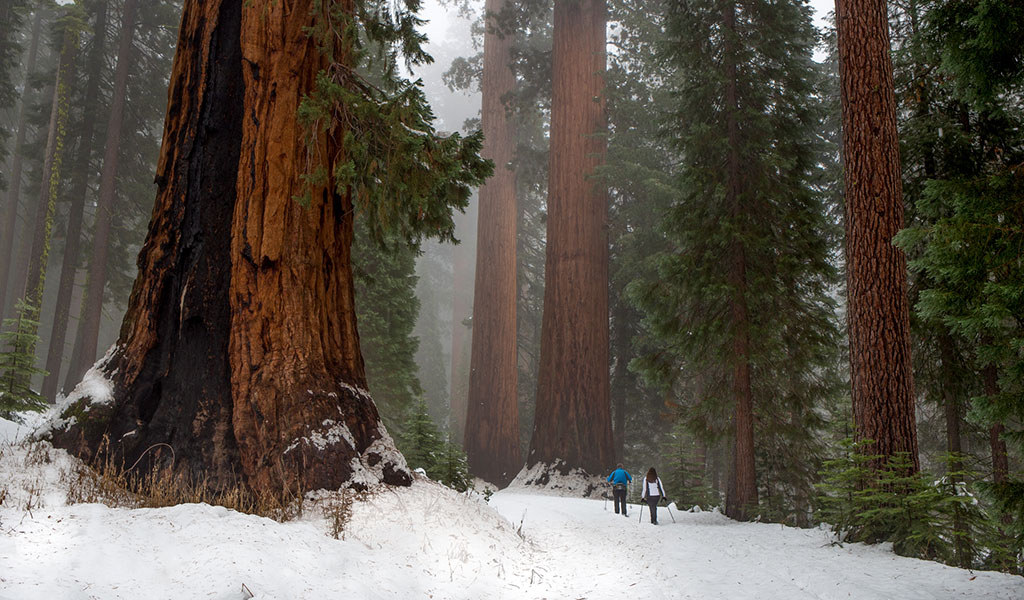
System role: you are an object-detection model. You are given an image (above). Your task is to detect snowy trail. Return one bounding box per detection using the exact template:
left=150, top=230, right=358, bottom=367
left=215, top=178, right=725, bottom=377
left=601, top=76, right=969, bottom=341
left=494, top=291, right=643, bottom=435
left=2, top=419, right=1023, bottom=600
left=489, top=491, right=1024, bottom=600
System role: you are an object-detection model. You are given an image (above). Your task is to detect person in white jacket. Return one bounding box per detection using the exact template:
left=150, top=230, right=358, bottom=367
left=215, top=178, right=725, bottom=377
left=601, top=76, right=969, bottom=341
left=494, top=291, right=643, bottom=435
left=640, top=467, right=667, bottom=524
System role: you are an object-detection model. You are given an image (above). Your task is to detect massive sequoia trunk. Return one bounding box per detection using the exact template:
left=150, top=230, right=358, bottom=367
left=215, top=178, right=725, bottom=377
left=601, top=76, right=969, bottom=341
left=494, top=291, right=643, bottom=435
left=49, top=0, right=410, bottom=496
left=836, top=0, right=919, bottom=472
left=464, top=0, right=521, bottom=487
left=528, top=0, right=614, bottom=476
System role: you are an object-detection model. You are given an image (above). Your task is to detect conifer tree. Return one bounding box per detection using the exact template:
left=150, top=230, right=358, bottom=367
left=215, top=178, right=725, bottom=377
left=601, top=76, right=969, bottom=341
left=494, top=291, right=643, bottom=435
left=529, top=0, right=615, bottom=479
left=399, top=398, right=445, bottom=476
left=631, top=0, right=841, bottom=520
left=0, top=0, right=28, bottom=191
left=894, top=0, right=1024, bottom=536
left=0, top=300, right=47, bottom=419
left=353, top=219, right=423, bottom=434
left=0, top=4, right=45, bottom=323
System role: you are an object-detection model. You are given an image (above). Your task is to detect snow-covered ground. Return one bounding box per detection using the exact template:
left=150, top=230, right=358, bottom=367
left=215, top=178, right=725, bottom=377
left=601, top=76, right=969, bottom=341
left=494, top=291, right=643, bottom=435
left=2, top=417, right=1022, bottom=599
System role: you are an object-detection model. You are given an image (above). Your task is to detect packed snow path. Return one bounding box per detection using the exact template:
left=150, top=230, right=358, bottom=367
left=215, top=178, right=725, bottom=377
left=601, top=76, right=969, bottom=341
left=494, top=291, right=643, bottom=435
left=490, top=492, right=1022, bottom=599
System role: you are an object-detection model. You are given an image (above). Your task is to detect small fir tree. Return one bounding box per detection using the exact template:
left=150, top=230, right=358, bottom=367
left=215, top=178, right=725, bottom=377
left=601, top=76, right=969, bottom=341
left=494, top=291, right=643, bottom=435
left=398, top=398, right=444, bottom=476
left=0, top=300, right=48, bottom=419
left=435, top=435, right=471, bottom=493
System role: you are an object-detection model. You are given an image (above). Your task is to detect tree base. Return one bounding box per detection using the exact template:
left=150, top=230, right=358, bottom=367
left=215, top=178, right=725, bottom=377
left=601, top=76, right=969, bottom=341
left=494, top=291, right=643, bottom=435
left=509, top=460, right=606, bottom=498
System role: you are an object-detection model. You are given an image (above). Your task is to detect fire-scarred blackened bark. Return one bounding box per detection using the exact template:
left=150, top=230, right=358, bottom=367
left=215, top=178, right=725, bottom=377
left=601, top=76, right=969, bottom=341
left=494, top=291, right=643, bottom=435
left=49, top=0, right=410, bottom=496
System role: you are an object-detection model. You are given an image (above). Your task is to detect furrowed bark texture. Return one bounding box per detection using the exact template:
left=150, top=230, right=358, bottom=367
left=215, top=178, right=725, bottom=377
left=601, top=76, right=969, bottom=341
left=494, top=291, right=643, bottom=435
left=529, top=0, right=614, bottom=475
left=722, top=0, right=757, bottom=522
left=464, top=0, right=521, bottom=487
left=836, top=0, right=919, bottom=471
left=50, top=0, right=410, bottom=495
left=0, top=8, right=43, bottom=322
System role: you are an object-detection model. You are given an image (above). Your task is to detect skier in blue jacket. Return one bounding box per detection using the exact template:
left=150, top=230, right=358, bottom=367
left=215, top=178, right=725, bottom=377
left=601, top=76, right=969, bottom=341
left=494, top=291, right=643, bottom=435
left=606, top=464, right=632, bottom=517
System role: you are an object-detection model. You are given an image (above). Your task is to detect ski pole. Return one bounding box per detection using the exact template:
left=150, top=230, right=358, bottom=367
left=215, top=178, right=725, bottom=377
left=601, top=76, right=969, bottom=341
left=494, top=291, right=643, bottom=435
left=638, top=502, right=644, bottom=523
left=665, top=501, right=676, bottom=523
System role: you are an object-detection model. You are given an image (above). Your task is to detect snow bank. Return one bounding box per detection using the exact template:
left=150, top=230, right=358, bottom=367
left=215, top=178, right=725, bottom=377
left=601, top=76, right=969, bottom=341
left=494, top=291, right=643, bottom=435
left=2, top=438, right=1022, bottom=599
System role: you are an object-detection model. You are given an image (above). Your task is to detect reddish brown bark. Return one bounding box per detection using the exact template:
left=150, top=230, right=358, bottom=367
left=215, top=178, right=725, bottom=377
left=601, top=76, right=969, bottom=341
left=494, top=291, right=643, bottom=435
left=64, top=0, right=137, bottom=389
left=50, top=0, right=410, bottom=496
left=983, top=366, right=1009, bottom=484
left=836, top=0, right=919, bottom=472
left=0, top=8, right=43, bottom=321
left=529, top=0, right=614, bottom=475
left=464, top=0, right=521, bottom=486
left=723, top=0, right=757, bottom=521
left=42, top=0, right=109, bottom=403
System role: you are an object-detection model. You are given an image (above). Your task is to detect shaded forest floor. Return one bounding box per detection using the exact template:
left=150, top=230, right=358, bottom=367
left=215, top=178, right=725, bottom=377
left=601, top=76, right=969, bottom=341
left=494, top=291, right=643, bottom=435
left=1, top=417, right=1021, bottom=599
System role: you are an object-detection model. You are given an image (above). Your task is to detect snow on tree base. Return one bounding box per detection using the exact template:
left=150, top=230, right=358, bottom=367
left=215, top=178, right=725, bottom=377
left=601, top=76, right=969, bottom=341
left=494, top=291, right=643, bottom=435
left=508, top=460, right=606, bottom=498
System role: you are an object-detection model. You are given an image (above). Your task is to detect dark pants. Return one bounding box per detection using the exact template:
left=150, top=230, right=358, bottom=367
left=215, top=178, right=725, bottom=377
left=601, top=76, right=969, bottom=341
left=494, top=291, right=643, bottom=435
left=613, top=487, right=628, bottom=515
left=646, top=495, right=660, bottom=523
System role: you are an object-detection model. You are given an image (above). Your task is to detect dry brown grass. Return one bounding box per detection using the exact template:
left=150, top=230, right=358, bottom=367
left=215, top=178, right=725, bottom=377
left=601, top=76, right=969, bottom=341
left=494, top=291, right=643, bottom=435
left=60, top=437, right=307, bottom=522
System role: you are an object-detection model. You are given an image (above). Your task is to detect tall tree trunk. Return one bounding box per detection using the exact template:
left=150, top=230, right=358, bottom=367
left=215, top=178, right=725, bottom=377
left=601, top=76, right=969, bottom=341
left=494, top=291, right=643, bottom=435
left=42, top=0, right=109, bottom=403
left=49, top=0, right=410, bottom=496
left=939, top=333, right=962, bottom=472
left=0, top=8, right=44, bottom=322
left=19, top=21, right=79, bottom=332
left=449, top=203, right=475, bottom=445
left=529, top=0, right=614, bottom=475
left=722, top=0, right=757, bottom=521
left=65, top=0, right=137, bottom=388
left=836, top=0, right=919, bottom=472
left=982, top=365, right=1008, bottom=484
left=464, top=0, right=520, bottom=486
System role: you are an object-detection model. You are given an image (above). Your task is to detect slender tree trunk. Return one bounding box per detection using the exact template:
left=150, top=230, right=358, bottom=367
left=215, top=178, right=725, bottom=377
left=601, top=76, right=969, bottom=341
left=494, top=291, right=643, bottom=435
left=464, top=0, right=520, bottom=486
left=529, top=0, right=614, bottom=475
left=449, top=205, right=475, bottom=445
left=49, top=0, right=410, bottom=496
left=836, top=0, right=919, bottom=472
left=19, top=22, right=79, bottom=333
left=42, top=0, right=109, bottom=403
left=982, top=365, right=1008, bottom=484
left=938, top=333, right=963, bottom=471
left=0, top=8, right=44, bottom=322
left=722, top=0, right=757, bottom=521
left=65, top=0, right=137, bottom=387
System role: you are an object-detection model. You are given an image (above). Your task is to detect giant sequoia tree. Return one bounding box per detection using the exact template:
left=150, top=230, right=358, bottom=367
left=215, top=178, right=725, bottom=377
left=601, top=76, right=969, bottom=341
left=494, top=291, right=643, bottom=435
left=836, top=0, right=919, bottom=471
left=48, top=0, right=490, bottom=497
left=528, top=0, right=615, bottom=476
left=464, top=0, right=521, bottom=487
